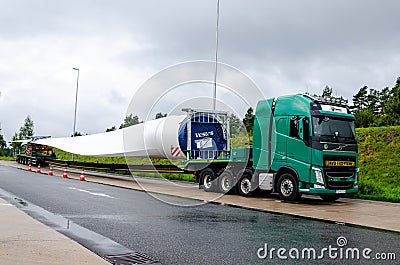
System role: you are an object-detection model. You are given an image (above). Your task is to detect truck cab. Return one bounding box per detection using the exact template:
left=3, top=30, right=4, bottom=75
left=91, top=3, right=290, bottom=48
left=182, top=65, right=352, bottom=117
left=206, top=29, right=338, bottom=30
left=253, top=94, right=358, bottom=201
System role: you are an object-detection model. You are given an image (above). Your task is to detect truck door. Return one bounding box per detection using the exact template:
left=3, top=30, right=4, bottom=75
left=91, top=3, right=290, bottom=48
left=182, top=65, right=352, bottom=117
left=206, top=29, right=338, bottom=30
left=274, top=117, right=287, bottom=164
left=287, top=116, right=312, bottom=183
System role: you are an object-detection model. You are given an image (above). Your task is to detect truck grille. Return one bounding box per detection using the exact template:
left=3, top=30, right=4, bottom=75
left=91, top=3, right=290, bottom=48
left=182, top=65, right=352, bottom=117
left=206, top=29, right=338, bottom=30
left=323, top=155, right=356, bottom=190
left=326, top=172, right=354, bottom=178
left=326, top=181, right=354, bottom=189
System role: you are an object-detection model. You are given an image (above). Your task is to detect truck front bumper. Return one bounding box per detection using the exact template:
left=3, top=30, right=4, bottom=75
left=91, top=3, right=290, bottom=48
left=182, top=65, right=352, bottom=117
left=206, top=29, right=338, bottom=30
left=299, top=186, right=358, bottom=195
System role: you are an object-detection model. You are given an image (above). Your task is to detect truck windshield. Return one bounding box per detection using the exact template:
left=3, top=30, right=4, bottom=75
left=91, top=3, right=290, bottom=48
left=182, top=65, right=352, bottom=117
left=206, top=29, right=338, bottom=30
left=312, top=116, right=356, bottom=143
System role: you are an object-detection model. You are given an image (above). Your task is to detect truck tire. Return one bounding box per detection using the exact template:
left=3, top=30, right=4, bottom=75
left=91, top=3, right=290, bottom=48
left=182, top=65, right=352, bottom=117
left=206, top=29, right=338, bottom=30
left=200, top=169, right=217, bottom=192
left=218, top=169, right=235, bottom=194
left=237, top=170, right=253, bottom=197
left=277, top=173, right=301, bottom=201
left=320, top=194, right=341, bottom=202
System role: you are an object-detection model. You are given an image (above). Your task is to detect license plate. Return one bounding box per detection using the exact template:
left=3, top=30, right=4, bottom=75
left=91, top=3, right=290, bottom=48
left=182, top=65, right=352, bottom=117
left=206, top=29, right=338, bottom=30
left=336, top=190, right=346, bottom=194
left=325, top=161, right=355, bottom=167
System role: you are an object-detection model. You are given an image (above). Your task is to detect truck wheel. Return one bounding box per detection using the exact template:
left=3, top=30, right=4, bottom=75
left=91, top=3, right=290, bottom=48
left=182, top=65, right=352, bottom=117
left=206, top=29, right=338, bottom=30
left=238, top=170, right=253, bottom=197
left=218, top=169, right=235, bottom=194
left=277, top=173, right=301, bottom=201
left=200, top=169, right=216, bottom=192
left=320, top=194, right=341, bottom=202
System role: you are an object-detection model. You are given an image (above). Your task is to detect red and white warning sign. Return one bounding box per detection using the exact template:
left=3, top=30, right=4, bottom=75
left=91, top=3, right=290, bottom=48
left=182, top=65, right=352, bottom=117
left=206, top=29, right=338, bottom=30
left=171, top=145, right=182, bottom=157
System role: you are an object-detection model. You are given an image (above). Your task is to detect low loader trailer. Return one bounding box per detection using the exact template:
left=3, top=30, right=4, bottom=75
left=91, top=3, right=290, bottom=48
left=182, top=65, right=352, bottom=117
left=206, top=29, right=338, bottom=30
left=15, top=136, right=56, bottom=166
left=26, top=93, right=358, bottom=202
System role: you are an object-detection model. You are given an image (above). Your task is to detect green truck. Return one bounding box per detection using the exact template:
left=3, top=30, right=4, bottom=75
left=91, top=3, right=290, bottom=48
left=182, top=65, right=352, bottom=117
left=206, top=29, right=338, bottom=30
left=184, top=94, right=358, bottom=202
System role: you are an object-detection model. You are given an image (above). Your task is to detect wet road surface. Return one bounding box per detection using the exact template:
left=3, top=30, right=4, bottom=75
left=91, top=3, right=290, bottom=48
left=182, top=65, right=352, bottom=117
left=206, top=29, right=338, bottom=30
left=0, top=164, right=398, bottom=264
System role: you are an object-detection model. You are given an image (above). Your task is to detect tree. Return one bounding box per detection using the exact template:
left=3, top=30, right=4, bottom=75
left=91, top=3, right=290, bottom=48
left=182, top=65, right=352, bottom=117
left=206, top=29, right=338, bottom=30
left=19, top=116, right=34, bottom=139
left=366, top=88, right=380, bottom=115
left=106, top=126, right=116, bottom=132
left=119, top=114, right=141, bottom=129
left=380, top=78, right=400, bottom=126
left=11, top=133, right=21, bottom=155
left=0, top=132, right=6, bottom=156
left=354, top=109, right=376, bottom=128
left=321, top=85, right=333, bottom=97
left=352, top=86, right=368, bottom=111
left=0, top=133, right=6, bottom=150
left=378, top=87, right=392, bottom=114
left=71, top=131, right=83, bottom=137
left=229, top=113, right=244, bottom=136
left=351, top=77, right=400, bottom=127
left=155, top=112, right=167, bottom=119
left=242, top=107, right=254, bottom=135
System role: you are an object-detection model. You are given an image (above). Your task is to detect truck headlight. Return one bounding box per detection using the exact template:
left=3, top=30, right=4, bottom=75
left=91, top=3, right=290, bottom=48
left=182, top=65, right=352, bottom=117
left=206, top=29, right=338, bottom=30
left=312, top=167, right=324, bottom=184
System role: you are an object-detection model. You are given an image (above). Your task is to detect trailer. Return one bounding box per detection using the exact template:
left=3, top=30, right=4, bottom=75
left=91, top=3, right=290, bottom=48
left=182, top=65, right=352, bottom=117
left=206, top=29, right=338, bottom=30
left=15, top=136, right=56, bottom=166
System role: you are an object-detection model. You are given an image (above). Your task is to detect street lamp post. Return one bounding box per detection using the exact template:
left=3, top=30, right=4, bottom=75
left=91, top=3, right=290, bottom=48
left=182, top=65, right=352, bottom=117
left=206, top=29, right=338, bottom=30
left=72, top=67, right=79, bottom=161
left=213, top=0, right=220, bottom=112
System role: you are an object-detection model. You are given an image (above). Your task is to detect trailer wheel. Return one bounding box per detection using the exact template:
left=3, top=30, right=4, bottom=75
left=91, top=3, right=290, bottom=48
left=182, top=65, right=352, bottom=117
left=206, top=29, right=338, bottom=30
left=218, top=169, right=235, bottom=194
left=320, top=194, right=341, bottom=202
left=238, top=170, right=253, bottom=197
left=200, top=169, right=217, bottom=192
left=277, top=173, right=301, bottom=201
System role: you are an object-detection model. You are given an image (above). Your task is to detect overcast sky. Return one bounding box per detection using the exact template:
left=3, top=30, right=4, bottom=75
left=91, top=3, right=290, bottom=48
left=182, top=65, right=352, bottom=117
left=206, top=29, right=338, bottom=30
left=1, top=0, right=399, bottom=143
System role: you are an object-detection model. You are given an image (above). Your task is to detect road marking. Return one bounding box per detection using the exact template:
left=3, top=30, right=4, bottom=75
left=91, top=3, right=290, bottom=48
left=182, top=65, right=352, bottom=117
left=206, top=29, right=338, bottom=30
left=68, top=187, right=114, bottom=198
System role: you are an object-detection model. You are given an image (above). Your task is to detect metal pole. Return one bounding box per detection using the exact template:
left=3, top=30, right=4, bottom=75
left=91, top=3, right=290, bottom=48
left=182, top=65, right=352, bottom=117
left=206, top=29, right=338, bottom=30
left=72, top=67, right=79, bottom=161
left=213, top=0, right=220, bottom=112
left=0, top=91, right=1, bottom=134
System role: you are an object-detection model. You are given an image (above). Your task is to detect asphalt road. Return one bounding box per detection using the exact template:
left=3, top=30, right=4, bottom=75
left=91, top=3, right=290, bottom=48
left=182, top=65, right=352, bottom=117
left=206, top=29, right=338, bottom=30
left=0, top=164, right=398, bottom=264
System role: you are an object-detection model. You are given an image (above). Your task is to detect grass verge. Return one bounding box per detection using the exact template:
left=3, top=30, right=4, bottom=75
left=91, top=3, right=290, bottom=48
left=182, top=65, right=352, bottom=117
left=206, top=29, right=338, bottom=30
left=349, top=126, right=400, bottom=202
left=0, top=156, right=16, bottom=161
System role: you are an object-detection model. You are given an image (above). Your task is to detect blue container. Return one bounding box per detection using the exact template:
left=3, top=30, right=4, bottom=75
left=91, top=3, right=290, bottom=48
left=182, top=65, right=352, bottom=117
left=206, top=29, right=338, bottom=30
left=178, top=113, right=227, bottom=159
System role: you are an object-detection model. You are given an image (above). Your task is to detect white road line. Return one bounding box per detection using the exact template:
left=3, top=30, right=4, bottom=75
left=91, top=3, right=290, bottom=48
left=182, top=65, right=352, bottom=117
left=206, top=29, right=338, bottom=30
left=68, top=187, right=114, bottom=198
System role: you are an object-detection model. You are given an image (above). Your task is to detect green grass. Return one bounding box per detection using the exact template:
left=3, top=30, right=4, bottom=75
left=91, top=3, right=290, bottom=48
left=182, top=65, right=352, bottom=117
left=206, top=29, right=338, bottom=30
left=350, top=126, right=400, bottom=202
left=230, top=133, right=252, bottom=148
left=0, top=156, right=16, bottom=161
